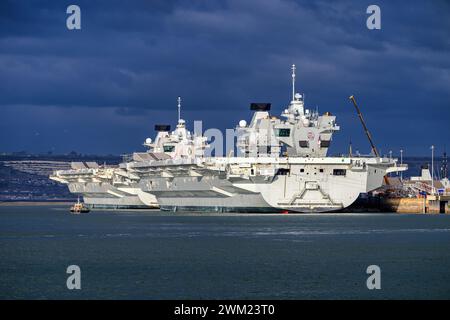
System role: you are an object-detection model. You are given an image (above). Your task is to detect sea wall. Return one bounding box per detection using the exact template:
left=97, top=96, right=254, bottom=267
left=380, top=198, right=449, bottom=214
left=380, top=198, right=425, bottom=213
left=348, top=195, right=450, bottom=214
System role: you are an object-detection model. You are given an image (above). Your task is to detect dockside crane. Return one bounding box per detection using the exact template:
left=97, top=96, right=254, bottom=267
left=349, top=95, right=380, bottom=157
left=349, top=95, right=389, bottom=185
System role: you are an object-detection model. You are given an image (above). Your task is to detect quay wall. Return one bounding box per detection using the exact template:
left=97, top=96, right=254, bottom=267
left=381, top=198, right=425, bottom=213
left=349, top=196, right=449, bottom=214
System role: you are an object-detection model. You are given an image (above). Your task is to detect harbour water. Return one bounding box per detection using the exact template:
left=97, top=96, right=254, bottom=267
left=1, top=205, right=450, bottom=299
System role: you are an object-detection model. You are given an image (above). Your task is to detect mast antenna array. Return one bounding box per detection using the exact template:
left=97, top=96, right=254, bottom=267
left=291, top=64, right=296, bottom=101
left=177, top=96, right=181, bottom=122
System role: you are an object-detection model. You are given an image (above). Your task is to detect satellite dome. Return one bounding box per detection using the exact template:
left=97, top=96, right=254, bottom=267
left=239, top=120, right=247, bottom=128
left=145, top=138, right=152, bottom=144
left=295, top=93, right=302, bottom=100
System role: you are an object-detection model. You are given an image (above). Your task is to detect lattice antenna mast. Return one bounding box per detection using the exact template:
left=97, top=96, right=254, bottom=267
left=291, top=64, right=296, bottom=101
left=177, top=96, right=181, bottom=122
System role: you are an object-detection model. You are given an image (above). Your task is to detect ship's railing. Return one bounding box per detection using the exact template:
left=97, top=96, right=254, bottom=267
left=52, top=168, right=96, bottom=176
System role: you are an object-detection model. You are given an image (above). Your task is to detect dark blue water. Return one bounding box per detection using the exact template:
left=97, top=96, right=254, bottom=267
left=1, top=205, right=450, bottom=299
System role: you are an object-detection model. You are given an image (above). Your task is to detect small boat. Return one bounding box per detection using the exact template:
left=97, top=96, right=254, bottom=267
left=70, top=198, right=90, bottom=214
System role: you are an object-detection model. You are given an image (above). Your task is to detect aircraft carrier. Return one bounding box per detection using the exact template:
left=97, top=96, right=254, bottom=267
left=50, top=97, right=208, bottom=209
left=50, top=65, right=407, bottom=212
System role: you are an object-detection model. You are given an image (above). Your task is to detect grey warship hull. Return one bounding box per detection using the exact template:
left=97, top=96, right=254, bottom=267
left=132, top=157, right=406, bottom=213
left=68, top=182, right=154, bottom=209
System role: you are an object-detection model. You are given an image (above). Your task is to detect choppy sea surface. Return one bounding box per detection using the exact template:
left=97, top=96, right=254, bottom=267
left=1, top=205, right=450, bottom=299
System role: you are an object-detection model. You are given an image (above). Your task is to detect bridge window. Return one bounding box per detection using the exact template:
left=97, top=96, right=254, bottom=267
left=276, top=168, right=290, bottom=175
left=333, top=169, right=346, bottom=176
left=276, top=128, right=291, bottom=137
left=299, top=141, right=309, bottom=148
left=163, top=145, right=175, bottom=152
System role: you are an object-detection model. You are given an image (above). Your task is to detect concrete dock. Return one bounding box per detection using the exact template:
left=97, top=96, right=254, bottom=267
left=348, top=195, right=450, bottom=214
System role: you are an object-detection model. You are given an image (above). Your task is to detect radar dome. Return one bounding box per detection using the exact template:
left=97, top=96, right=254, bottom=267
left=239, top=120, right=247, bottom=128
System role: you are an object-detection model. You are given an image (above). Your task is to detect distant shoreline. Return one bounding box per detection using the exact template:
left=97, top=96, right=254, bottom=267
left=0, top=201, right=73, bottom=206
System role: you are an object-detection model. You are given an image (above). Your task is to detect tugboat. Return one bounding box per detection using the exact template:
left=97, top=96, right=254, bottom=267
left=70, top=197, right=90, bottom=214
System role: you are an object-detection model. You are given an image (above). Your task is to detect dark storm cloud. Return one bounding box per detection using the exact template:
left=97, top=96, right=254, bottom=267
left=0, top=0, right=449, bottom=154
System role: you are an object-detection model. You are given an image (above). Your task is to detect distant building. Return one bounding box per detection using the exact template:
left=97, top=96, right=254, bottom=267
left=410, top=165, right=432, bottom=182
left=405, top=165, right=446, bottom=195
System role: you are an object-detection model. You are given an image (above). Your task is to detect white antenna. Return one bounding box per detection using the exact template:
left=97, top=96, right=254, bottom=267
left=177, top=96, right=181, bottom=122
left=431, top=145, right=435, bottom=195
left=400, top=149, right=403, bottom=181
left=291, top=64, right=296, bottom=101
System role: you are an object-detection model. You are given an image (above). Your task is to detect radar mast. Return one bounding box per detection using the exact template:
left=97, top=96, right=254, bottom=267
left=177, top=96, right=182, bottom=123
left=291, top=64, right=296, bottom=101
